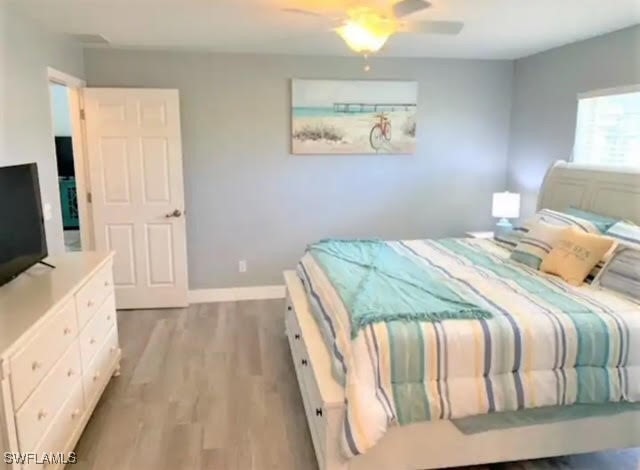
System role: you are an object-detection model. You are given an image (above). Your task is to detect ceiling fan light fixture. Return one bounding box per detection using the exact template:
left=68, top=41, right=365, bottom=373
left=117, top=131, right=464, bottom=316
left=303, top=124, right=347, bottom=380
left=336, top=20, right=390, bottom=53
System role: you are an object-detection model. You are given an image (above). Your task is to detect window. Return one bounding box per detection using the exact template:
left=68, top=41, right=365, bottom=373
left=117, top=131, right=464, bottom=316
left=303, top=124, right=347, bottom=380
left=573, top=86, right=640, bottom=167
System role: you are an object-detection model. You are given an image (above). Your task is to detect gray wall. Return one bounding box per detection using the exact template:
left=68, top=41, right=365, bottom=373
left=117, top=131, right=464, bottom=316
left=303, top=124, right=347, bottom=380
left=84, top=50, right=514, bottom=288
left=507, top=25, right=640, bottom=217
left=0, top=4, right=85, bottom=254
left=3, top=9, right=635, bottom=289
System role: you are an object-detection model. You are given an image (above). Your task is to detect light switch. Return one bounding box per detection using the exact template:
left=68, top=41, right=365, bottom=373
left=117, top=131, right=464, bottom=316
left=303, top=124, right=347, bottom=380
left=43, top=202, right=53, bottom=221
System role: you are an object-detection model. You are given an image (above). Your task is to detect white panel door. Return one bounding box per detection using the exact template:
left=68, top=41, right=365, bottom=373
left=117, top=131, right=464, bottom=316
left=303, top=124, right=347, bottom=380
left=83, top=89, right=188, bottom=309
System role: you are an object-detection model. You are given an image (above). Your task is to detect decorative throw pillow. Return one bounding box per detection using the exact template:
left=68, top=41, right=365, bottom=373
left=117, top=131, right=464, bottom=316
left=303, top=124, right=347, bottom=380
left=510, top=222, right=568, bottom=269
left=494, top=230, right=523, bottom=251
left=516, top=209, right=615, bottom=282
left=595, top=246, right=640, bottom=301
left=565, top=207, right=619, bottom=233
left=606, top=221, right=640, bottom=248
left=540, top=227, right=616, bottom=286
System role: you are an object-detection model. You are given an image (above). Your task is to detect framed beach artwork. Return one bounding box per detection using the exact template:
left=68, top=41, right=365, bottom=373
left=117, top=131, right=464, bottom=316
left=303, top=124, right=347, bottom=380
left=291, top=79, right=418, bottom=155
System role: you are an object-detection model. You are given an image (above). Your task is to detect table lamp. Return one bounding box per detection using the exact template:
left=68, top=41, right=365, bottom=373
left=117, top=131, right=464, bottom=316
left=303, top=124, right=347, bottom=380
left=492, top=192, right=520, bottom=235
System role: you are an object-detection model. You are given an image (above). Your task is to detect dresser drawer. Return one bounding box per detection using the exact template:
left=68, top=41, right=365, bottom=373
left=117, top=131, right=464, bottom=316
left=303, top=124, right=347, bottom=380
left=23, top=380, right=84, bottom=470
left=286, top=302, right=327, bottom=455
left=285, top=300, right=304, bottom=360
left=15, top=342, right=82, bottom=453
left=10, top=299, right=78, bottom=409
left=83, top=326, right=119, bottom=406
left=75, top=263, right=113, bottom=330
left=79, top=294, right=116, bottom=369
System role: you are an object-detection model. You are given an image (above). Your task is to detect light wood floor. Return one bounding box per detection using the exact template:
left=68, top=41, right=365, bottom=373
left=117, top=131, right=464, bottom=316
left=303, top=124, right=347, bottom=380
left=72, top=300, right=317, bottom=470
left=71, top=300, right=640, bottom=470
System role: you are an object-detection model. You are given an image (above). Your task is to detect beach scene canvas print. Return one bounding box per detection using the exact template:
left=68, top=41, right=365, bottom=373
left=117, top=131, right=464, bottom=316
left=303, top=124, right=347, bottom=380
left=291, top=79, right=418, bottom=155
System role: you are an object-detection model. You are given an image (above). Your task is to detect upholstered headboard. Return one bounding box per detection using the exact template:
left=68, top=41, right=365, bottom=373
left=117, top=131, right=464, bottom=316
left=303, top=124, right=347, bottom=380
left=537, top=161, right=640, bottom=225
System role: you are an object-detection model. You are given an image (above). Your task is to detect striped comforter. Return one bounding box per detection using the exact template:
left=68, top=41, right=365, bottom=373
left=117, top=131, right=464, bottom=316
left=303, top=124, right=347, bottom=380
left=297, top=238, right=640, bottom=458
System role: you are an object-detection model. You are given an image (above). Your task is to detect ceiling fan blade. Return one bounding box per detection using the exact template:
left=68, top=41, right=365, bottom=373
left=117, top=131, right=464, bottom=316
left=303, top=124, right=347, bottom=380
left=393, top=0, right=431, bottom=18
left=281, top=8, right=329, bottom=18
left=405, top=20, right=464, bottom=35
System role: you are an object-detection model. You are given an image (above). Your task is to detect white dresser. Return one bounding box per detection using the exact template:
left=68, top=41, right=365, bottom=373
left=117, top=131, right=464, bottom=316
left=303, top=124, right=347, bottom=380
left=0, top=252, right=121, bottom=469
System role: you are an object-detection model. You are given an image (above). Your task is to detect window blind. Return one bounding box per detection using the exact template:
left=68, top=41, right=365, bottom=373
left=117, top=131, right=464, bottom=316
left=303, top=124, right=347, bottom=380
left=573, top=88, right=640, bottom=167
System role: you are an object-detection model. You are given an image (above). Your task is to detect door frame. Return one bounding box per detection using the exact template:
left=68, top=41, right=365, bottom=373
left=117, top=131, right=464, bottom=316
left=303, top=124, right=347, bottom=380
left=47, top=67, right=94, bottom=251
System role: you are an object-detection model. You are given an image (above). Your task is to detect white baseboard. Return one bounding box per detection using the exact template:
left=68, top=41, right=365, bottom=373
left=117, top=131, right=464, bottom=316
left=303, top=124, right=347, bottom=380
left=188, top=285, right=286, bottom=304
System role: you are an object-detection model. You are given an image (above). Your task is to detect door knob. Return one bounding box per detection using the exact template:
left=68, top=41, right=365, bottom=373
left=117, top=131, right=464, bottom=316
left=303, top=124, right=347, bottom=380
left=165, top=209, right=182, bottom=218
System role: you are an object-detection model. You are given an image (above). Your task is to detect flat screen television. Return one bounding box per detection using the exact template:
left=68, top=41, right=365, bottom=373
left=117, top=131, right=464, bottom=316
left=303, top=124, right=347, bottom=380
left=54, top=136, right=75, bottom=177
left=0, top=163, right=48, bottom=287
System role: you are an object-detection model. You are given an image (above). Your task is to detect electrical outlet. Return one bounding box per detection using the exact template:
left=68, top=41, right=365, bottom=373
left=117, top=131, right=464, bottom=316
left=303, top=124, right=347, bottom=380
left=43, top=202, right=53, bottom=221
left=238, top=260, right=247, bottom=273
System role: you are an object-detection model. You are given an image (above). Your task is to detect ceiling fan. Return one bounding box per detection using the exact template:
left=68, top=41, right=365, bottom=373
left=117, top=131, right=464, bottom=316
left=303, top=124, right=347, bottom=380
left=282, top=0, right=464, bottom=55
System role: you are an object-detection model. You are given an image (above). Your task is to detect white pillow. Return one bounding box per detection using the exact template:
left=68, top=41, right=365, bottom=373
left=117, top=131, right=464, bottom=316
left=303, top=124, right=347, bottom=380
left=510, top=222, right=567, bottom=270
left=595, top=246, right=640, bottom=302
left=606, top=221, right=640, bottom=248
left=519, top=209, right=601, bottom=234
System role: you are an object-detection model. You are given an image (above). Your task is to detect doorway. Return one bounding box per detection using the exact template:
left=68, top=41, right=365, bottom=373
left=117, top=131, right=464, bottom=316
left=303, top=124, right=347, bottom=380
left=49, top=83, right=80, bottom=251
left=47, top=67, right=93, bottom=254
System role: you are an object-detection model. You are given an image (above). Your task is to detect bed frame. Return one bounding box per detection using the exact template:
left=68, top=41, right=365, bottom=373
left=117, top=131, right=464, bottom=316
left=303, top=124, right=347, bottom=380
left=284, top=161, right=640, bottom=470
left=537, top=161, right=640, bottom=222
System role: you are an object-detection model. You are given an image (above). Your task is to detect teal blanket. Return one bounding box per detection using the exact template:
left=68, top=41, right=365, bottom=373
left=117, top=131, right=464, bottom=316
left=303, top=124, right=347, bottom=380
left=308, top=239, right=492, bottom=337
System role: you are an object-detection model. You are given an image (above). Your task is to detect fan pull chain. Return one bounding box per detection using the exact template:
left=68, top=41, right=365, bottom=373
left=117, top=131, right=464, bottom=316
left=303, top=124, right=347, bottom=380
left=363, top=53, right=371, bottom=72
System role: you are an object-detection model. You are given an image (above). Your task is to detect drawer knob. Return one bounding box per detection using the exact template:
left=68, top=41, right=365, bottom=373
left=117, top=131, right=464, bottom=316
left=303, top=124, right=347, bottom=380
left=71, top=408, right=81, bottom=419
left=316, top=408, right=323, bottom=417
left=107, top=315, right=112, bottom=321
left=294, top=334, right=300, bottom=340
left=87, top=300, right=94, bottom=307
left=301, top=359, right=308, bottom=367
left=90, top=338, right=96, bottom=345
left=104, top=280, right=110, bottom=287
left=93, top=372, right=101, bottom=381
left=67, top=369, right=74, bottom=377
left=37, top=409, right=47, bottom=420
left=63, top=327, right=72, bottom=335
left=287, top=306, right=292, bottom=311
left=31, top=361, right=41, bottom=371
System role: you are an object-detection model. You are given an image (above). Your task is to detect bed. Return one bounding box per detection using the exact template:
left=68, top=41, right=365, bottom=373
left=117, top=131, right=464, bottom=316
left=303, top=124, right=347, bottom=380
left=283, top=161, right=640, bottom=470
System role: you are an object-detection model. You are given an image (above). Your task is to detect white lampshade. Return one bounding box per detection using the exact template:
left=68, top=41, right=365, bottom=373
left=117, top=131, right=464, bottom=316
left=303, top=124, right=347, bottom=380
left=492, top=192, right=521, bottom=219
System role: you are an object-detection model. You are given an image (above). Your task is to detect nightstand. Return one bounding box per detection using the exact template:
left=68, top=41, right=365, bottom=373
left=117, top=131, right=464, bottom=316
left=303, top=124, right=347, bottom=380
left=465, top=231, right=495, bottom=239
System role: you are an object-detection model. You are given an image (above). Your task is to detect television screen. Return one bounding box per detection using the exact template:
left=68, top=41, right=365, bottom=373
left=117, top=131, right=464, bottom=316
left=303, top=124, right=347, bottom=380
left=0, top=163, right=48, bottom=287
left=55, top=136, right=75, bottom=177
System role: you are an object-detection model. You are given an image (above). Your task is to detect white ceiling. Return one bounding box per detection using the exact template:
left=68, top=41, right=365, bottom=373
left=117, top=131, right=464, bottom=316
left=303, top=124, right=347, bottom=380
left=10, top=0, right=640, bottom=59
